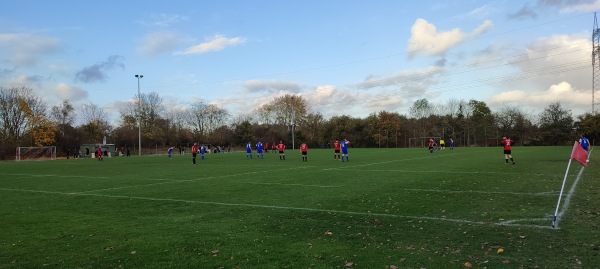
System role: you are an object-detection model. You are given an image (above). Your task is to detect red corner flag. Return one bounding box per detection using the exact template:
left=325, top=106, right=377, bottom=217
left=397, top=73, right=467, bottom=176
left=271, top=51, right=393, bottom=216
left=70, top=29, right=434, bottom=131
left=571, top=141, right=589, bottom=167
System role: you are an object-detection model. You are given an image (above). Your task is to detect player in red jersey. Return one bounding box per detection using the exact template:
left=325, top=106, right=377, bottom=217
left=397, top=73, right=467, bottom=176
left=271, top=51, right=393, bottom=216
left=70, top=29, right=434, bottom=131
left=96, top=146, right=103, bottom=162
left=277, top=140, right=286, bottom=160
left=501, top=136, right=515, bottom=165
left=333, top=140, right=341, bottom=160
left=191, top=143, right=198, bottom=164
left=428, top=138, right=435, bottom=153
left=300, top=142, right=308, bottom=162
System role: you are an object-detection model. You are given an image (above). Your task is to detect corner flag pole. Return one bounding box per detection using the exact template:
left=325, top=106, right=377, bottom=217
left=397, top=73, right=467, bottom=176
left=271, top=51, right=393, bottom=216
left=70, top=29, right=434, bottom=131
left=552, top=158, right=572, bottom=228
left=552, top=141, right=589, bottom=228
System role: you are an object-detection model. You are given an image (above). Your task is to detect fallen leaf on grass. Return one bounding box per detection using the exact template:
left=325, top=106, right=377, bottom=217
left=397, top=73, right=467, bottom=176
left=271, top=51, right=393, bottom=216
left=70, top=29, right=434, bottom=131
left=388, top=265, right=398, bottom=269
left=344, top=261, right=354, bottom=267
left=130, top=251, right=136, bottom=255
left=324, top=231, right=333, bottom=235
left=211, top=250, right=220, bottom=255
left=502, top=259, right=510, bottom=264
left=463, top=261, right=472, bottom=268
left=497, top=248, right=504, bottom=254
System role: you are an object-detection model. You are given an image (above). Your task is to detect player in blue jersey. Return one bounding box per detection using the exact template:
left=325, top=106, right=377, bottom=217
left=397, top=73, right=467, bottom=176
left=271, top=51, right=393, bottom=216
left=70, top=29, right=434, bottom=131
left=246, top=142, right=253, bottom=159
left=167, top=146, right=174, bottom=158
left=341, top=138, right=350, bottom=162
left=579, top=134, right=590, bottom=152
left=256, top=141, right=264, bottom=159
left=200, top=145, right=206, bottom=160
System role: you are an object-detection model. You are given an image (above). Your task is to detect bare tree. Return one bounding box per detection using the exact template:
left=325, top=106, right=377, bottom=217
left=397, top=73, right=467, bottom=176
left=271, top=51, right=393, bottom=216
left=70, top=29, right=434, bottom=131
left=269, top=95, right=308, bottom=126
left=188, top=101, right=209, bottom=135
left=50, top=100, right=75, bottom=127
left=205, top=104, right=230, bottom=134
left=187, top=102, right=230, bottom=137
left=79, top=103, right=111, bottom=143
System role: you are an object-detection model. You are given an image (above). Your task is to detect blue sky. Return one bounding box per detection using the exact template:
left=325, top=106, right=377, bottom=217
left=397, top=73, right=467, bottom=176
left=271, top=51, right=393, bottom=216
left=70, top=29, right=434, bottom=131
left=0, top=0, right=598, bottom=124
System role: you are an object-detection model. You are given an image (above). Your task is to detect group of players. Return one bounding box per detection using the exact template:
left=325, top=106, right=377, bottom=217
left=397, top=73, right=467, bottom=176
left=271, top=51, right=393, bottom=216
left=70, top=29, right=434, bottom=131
left=186, top=134, right=591, bottom=165
left=187, top=139, right=351, bottom=164
left=242, top=139, right=351, bottom=162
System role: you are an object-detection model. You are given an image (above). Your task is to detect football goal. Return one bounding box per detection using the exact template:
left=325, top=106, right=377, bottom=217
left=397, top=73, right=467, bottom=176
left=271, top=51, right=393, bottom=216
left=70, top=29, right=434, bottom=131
left=16, top=146, right=57, bottom=161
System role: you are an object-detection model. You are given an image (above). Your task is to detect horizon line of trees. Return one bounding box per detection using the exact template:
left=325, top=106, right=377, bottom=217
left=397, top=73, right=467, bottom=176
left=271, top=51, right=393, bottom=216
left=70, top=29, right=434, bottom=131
left=1, top=86, right=599, bottom=160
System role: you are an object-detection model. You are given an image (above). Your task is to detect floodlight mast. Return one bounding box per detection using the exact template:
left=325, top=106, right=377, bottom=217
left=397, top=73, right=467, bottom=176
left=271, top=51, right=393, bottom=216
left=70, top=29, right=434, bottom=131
left=593, top=12, right=600, bottom=114
left=135, top=74, right=143, bottom=156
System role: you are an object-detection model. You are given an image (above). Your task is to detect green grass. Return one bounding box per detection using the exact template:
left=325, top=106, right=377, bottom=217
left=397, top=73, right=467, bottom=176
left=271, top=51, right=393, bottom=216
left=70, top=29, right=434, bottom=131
left=1, top=147, right=599, bottom=268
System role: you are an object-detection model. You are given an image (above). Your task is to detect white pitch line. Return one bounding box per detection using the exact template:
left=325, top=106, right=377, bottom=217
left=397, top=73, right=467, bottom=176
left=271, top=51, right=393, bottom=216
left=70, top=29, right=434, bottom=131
left=329, top=169, right=555, bottom=177
left=400, top=188, right=558, bottom=196
left=0, top=187, right=552, bottom=229
left=0, top=173, right=109, bottom=179
left=246, top=182, right=343, bottom=188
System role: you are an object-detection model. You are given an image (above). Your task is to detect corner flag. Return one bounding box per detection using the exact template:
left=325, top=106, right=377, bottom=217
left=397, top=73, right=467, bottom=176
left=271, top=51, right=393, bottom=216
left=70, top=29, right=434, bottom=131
left=552, top=141, right=590, bottom=228
left=571, top=141, right=589, bottom=167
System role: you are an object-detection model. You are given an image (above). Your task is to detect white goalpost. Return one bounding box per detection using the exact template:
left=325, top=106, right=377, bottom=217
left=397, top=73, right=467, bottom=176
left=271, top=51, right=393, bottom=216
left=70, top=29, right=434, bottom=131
left=16, top=146, right=57, bottom=161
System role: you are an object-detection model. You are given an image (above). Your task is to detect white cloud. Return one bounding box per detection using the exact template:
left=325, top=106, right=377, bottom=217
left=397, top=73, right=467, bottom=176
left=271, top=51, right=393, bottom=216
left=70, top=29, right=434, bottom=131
left=509, top=33, right=591, bottom=91
left=489, top=81, right=590, bottom=112
left=355, top=65, right=444, bottom=91
left=137, top=31, right=182, bottom=56
left=175, top=35, right=246, bottom=55
left=54, top=83, right=88, bottom=101
left=553, top=0, right=600, bottom=13
left=407, top=19, right=493, bottom=58
left=243, top=80, right=302, bottom=93
left=0, top=33, right=61, bottom=67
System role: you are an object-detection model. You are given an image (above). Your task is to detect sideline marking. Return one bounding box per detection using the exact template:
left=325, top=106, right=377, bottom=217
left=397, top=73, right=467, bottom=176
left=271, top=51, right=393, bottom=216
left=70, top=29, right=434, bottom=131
left=0, top=187, right=553, bottom=229
left=246, top=182, right=342, bottom=188
left=400, top=188, right=557, bottom=196
left=0, top=173, right=109, bottom=179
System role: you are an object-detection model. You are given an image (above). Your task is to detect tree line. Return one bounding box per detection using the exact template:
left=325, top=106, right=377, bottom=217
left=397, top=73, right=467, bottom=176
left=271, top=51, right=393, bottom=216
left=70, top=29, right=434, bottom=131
left=1, top=86, right=598, bottom=160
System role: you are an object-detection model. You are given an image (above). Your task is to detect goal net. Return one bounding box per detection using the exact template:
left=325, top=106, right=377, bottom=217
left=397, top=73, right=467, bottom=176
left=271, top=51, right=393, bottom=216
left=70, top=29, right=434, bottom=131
left=16, top=146, right=57, bottom=161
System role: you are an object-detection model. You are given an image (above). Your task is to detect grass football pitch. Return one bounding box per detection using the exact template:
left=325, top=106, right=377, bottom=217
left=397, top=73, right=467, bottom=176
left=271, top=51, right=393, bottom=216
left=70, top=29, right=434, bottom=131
left=1, top=146, right=599, bottom=268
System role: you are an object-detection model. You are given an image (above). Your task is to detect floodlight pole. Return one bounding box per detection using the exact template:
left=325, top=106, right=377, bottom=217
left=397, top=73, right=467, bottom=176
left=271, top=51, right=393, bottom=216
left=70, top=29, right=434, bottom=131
left=135, top=74, right=143, bottom=156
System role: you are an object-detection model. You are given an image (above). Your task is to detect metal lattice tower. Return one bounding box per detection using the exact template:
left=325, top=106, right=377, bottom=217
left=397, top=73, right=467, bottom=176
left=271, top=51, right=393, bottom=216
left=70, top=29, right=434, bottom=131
left=593, top=12, right=600, bottom=114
